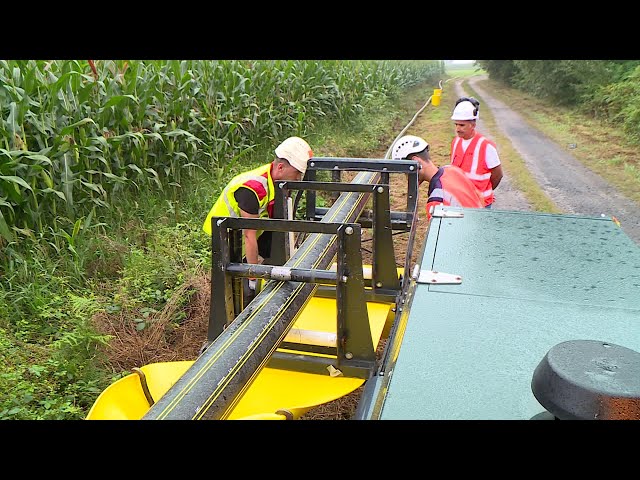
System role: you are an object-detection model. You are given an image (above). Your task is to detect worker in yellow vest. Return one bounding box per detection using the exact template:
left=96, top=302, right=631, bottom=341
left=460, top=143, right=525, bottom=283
left=203, top=136, right=313, bottom=297
left=449, top=97, right=503, bottom=208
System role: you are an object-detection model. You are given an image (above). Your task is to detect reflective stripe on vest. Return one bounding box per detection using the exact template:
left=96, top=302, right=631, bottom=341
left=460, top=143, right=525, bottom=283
left=450, top=134, right=495, bottom=205
left=202, top=163, right=274, bottom=235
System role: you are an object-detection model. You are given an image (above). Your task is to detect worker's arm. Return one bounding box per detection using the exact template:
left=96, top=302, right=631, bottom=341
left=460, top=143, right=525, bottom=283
left=490, top=164, right=504, bottom=189
left=234, top=187, right=261, bottom=265
left=239, top=208, right=260, bottom=265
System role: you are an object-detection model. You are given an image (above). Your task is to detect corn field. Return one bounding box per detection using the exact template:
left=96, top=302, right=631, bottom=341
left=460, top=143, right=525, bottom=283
left=0, top=59, right=442, bottom=270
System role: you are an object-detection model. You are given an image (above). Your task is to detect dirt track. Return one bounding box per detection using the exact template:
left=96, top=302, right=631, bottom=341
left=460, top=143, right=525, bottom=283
left=456, top=76, right=640, bottom=245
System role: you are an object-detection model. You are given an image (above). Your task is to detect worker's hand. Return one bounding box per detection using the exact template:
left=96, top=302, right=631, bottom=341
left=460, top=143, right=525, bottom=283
left=248, top=278, right=257, bottom=291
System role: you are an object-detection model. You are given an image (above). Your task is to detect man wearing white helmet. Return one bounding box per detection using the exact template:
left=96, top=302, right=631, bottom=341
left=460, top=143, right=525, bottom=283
left=450, top=97, right=503, bottom=208
left=391, top=134, right=484, bottom=220
left=203, top=136, right=313, bottom=297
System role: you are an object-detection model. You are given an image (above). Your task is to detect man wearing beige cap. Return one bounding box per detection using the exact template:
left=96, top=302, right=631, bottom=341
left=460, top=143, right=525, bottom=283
left=203, top=136, right=313, bottom=297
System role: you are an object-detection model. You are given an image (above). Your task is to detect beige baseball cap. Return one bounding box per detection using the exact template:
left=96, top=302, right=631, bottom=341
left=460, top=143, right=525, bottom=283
left=275, top=136, right=313, bottom=175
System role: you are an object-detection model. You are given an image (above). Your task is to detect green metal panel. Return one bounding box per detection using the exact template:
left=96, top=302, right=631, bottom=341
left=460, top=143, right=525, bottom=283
left=425, top=209, right=640, bottom=308
left=378, top=207, right=640, bottom=420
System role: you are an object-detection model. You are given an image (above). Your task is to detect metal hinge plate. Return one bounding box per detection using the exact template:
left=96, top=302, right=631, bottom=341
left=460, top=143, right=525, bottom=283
left=417, top=270, right=462, bottom=284
left=432, top=208, right=464, bottom=218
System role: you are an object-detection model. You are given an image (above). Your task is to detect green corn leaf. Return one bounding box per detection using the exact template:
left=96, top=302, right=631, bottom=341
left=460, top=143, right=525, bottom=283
left=12, top=66, right=21, bottom=85
left=0, top=209, right=13, bottom=242
left=145, top=132, right=164, bottom=144
left=25, top=154, right=53, bottom=165
left=127, top=164, right=143, bottom=175
left=6, top=102, right=18, bottom=136
left=102, top=94, right=139, bottom=109
left=60, top=118, right=97, bottom=136
left=81, top=145, right=101, bottom=153
left=164, top=128, right=204, bottom=144
left=0, top=175, right=33, bottom=192
left=80, top=180, right=106, bottom=196
left=91, top=197, right=109, bottom=208
left=41, top=188, right=66, bottom=201
left=93, top=136, right=109, bottom=148
left=100, top=172, right=128, bottom=183
left=181, top=162, right=207, bottom=173
left=0, top=198, right=14, bottom=211
left=82, top=209, right=94, bottom=231
left=72, top=218, right=81, bottom=239
left=145, top=167, right=162, bottom=189
left=62, top=152, right=75, bottom=218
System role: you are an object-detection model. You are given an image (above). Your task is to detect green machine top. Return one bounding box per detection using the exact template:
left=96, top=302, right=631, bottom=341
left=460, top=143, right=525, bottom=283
left=359, top=206, right=640, bottom=420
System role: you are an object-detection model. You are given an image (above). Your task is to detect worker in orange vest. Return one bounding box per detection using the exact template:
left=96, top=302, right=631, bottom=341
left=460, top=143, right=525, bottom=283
left=449, top=97, right=503, bottom=208
left=391, top=135, right=484, bottom=220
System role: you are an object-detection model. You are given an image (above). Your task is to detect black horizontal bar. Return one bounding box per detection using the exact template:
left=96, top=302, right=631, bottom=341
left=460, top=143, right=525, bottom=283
left=308, top=157, right=419, bottom=174
left=212, top=217, right=357, bottom=234
left=275, top=181, right=387, bottom=193
left=315, top=207, right=412, bottom=222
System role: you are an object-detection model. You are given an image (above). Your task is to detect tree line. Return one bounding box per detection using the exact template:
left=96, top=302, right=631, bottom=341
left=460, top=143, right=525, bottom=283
left=477, top=60, right=640, bottom=142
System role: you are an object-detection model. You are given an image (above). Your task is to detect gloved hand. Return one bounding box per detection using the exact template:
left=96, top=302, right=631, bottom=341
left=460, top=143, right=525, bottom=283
left=248, top=278, right=257, bottom=291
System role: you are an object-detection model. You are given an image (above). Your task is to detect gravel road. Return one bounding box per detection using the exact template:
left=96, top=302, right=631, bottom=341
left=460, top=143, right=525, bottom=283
left=454, top=77, right=640, bottom=245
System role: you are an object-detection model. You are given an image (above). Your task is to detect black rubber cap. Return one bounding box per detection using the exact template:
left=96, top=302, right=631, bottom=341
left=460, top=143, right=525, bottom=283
left=531, top=340, right=640, bottom=420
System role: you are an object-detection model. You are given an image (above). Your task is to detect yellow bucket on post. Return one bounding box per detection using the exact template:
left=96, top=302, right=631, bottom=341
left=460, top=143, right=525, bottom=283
left=432, top=88, right=442, bottom=106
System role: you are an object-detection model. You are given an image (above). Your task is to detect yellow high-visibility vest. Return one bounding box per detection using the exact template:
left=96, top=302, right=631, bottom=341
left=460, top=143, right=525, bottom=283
left=202, top=162, right=275, bottom=238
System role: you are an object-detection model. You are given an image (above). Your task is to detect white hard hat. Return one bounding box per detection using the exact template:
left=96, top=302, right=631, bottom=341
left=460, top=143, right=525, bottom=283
left=451, top=100, right=479, bottom=121
left=275, top=136, right=313, bottom=175
left=391, top=135, right=429, bottom=160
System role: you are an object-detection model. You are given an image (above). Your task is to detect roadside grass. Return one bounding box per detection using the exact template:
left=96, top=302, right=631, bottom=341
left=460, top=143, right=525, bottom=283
left=475, top=78, right=640, bottom=207
left=398, top=82, right=455, bottom=167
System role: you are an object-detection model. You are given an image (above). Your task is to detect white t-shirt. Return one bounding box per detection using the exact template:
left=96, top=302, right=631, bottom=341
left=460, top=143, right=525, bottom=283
left=460, top=137, right=501, bottom=169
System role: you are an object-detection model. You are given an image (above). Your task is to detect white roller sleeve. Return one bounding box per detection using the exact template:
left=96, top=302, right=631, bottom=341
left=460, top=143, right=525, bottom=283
left=284, top=328, right=337, bottom=347
left=328, top=263, right=373, bottom=279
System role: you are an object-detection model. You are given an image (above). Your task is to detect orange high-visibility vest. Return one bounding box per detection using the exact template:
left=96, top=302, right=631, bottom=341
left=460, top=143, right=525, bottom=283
left=426, top=165, right=484, bottom=220
left=450, top=133, right=496, bottom=206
